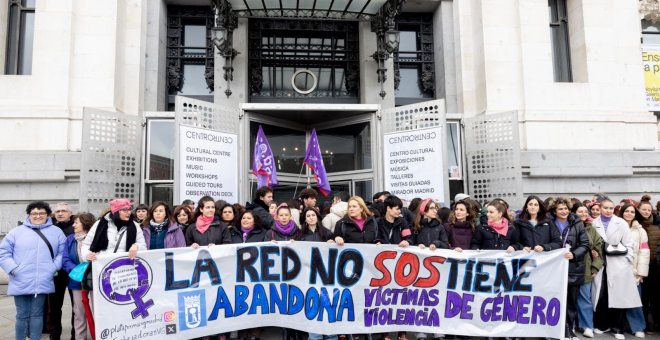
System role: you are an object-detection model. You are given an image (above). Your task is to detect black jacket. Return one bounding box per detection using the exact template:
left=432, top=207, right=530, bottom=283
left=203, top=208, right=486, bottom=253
left=228, top=226, right=267, bottom=244
left=265, top=227, right=302, bottom=241
left=55, top=219, right=74, bottom=237
left=333, top=216, right=379, bottom=244
left=471, top=223, right=522, bottom=251
left=185, top=218, right=231, bottom=246
left=515, top=217, right=561, bottom=251
left=246, top=199, right=274, bottom=229
left=376, top=216, right=412, bottom=244
left=300, top=226, right=333, bottom=242
left=414, top=218, right=450, bottom=249
left=549, top=214, right=589, bottom=285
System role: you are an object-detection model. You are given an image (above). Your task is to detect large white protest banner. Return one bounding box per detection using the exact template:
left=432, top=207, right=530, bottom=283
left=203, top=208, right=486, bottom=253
left=383, top=127, right=445, bottom=202
left=92, top=243, right=567, bottom=340
left=177, top=125, right=237, bottom=203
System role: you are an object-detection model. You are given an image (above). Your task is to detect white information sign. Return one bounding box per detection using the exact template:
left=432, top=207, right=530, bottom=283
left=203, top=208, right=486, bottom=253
left=178, top=125, right=237, bottom=203
left=384, top=127, right=445, bottom=202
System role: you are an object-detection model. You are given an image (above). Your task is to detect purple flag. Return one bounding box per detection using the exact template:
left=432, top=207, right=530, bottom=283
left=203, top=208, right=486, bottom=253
left=303, top=129, right=331, bottom=196
left=252, top=125, right=278, bottom=187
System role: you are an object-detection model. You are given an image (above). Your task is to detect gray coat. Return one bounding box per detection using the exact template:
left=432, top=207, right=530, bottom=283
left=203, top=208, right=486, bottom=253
left=591, top=215, right=642, bottom=309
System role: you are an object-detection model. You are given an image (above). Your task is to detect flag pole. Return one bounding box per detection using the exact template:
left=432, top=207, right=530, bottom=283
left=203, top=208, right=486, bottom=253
left=292, top=162, right=306, bottom=200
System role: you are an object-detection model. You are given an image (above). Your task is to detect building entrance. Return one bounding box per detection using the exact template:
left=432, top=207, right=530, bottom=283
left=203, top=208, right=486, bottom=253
left=241, top=104, right=380, bottom=204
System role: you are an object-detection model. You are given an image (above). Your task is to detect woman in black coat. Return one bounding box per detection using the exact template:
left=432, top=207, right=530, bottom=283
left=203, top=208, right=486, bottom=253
left=548, top=197, right=589, bottom=340
left=471, top=200, right=521, bottom=252
left=413, top=198, right=450, bottom=250
left=333, top=196, right=378, bottom=245
left=266, top=204, right=302, bottom=242
left=515, top=195, right=561, bottom=253
left=228, top=211, right=267, bottom=244
left=300, top=207, right=333, bottom=242
left=185, top=196, right=231, bottom=248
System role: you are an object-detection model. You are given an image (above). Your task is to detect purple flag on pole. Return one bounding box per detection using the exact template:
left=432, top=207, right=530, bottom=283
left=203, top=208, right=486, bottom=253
left=303, top=129, right=331, bottom=196
left=252, top=125, right=278, bottom=187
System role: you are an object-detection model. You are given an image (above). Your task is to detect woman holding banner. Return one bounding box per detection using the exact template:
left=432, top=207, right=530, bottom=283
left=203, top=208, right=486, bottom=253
left=548, top=197, right=589, bottom=340
left=333, top=196, right=378, bottom=340
left=516, top=195, right=561, bottom=253
left=142, top=202, right=186, bottom=250
left=470, top=199, right=520, bottom=252
left=266, top=204, right=302, bottom=242
left=300, top=207, right=333, bottom=242
left=81, top=198, right=148, bottom=340
left=228, top=211, right=267, bottom=340
left=445, top=199, right=476, bottom=251
left=592, top=197, right=642, bottom=340
left=333, top=196, right=378, bottom=246
left=411, top=198, right=448, bottom=340
left=186, top=196, right=232, bottom=248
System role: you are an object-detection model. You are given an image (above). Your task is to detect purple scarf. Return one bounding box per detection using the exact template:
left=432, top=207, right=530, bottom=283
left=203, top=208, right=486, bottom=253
left=241, top=226, right=254, bottom=242
left=275, top=219, right=297, bottom=236
left=601, top=215, right=612, bottom=231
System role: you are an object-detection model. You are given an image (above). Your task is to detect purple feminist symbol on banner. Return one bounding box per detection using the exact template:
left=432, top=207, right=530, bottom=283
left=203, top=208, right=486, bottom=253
left=100, top=257, right=154, bottom=319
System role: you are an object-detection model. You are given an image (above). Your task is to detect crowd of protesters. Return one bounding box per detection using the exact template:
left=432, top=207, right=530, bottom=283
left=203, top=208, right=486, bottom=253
left=1, top=188, right=659, bottom=340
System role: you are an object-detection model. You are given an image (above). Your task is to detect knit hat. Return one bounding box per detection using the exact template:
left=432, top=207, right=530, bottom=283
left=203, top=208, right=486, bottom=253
left=419, top=198, right=433, bottom=215
left=110, top=199, right=132, bottom=214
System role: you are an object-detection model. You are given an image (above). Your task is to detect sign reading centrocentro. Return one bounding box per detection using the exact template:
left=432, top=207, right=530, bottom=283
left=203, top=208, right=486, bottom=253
left=384, top=127, right=445, bottom=202
left=178, top=125, right=237, bottom=203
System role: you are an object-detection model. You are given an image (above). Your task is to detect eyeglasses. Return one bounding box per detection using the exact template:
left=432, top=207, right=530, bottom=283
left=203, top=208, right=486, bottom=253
left=30, top=212, right=47, bottom=217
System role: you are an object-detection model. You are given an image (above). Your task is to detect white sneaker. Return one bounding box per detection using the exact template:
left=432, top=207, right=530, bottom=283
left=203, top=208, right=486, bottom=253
left=634, top=332, right=646, bottom=338
left=595, top=328, right=610, bottom=334
left=583, top=328, right=594, bottom=338
left=614, top=333, right=625, bottom=340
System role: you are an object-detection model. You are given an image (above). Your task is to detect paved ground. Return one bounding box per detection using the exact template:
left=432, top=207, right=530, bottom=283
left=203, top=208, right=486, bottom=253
left=1, top=286, right=660, bottom=340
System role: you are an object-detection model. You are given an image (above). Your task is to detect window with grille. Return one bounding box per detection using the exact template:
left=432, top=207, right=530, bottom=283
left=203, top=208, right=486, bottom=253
left=394, top=13, right=435, bottom=106
left=248, top=19, right=360, bottom=103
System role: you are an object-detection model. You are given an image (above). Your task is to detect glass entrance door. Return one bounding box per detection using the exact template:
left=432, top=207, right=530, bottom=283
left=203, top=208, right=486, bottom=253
left=245, top=111, right=377, bottom=204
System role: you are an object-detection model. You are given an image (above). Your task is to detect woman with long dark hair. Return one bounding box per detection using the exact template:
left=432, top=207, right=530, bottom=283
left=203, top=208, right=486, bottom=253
left=172, top=205, right=193, bottom=234
left=185, top=196, right=231, bottom=248
left=219, top=203, right=239, bottom=228
left=445, top=200, right=476, bottom=251
left=617, top=202, right=649, bottom=338
left=548, top=197, right=589, bottom=340
left=516, top=195, right=561, bottom=253
left=300, top=207, right=333, bottom=242
left=142, top=201, right=185, bottom=250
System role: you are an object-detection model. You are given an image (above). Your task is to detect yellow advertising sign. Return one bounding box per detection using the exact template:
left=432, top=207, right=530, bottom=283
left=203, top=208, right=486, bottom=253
left=643, top=48, right=660, bottom=110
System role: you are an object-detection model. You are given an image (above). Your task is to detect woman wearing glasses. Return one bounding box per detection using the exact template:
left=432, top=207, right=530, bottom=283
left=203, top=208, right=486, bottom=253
left=0, top=201, right=67, bottom=340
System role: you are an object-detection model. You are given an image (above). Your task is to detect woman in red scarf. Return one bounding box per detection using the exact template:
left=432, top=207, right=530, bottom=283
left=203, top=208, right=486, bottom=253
left=185, top=196, right=231, bottom=248
left=470, top=199, right=521, bottom=252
